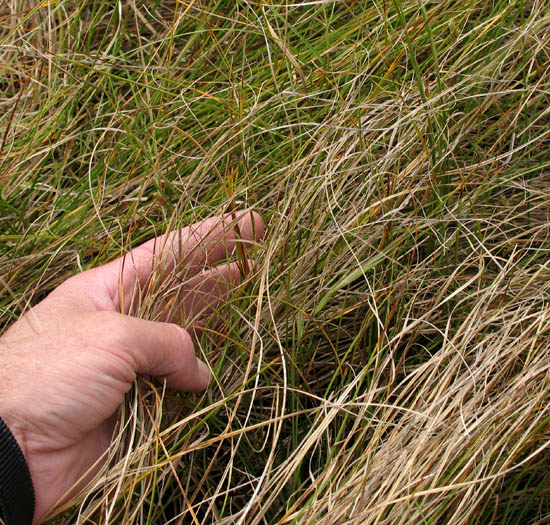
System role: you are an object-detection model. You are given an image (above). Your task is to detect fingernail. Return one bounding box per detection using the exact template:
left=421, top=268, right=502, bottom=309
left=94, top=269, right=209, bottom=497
left=240, top=210, right=266, bottom=240
left=197, top=359, right=211, bottom=387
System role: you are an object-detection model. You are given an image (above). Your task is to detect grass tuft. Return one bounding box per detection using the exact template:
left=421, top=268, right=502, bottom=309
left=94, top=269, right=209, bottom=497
left=1, top=1, right=549, bottom=523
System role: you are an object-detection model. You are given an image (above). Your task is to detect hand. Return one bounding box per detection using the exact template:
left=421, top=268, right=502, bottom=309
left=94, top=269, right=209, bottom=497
left=0, top=211, right=264, bottom=523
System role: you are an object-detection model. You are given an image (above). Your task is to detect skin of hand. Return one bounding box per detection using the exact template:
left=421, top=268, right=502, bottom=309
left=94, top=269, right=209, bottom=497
left=0, top=211, right=264, bottom=523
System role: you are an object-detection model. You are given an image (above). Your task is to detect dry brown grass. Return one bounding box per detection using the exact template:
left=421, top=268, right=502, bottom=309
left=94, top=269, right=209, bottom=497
left=1, top=1, right=549, bottom=523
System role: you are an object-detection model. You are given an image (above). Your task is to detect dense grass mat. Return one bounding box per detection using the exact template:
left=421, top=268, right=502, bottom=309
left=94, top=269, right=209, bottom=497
left=1, top=1, right=549, bottom=523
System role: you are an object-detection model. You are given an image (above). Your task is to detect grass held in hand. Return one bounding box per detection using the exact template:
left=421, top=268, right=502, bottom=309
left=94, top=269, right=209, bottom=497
left=1, top=1, right=549, bottom=523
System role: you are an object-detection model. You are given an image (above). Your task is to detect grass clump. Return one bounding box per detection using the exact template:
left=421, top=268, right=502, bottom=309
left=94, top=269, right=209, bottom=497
left=1, top=0, right=550, bottom=523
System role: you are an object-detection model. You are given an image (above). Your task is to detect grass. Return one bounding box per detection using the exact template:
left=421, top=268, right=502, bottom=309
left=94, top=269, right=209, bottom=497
left=1, top=0, right=550, bottom=523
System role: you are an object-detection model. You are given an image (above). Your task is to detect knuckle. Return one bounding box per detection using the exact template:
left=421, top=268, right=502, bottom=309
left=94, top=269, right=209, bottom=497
left=167, top=324, right=195, bottom=357
left=86, top=311, right=129, bottom=340
left=168, top=322, right=191, bottom=345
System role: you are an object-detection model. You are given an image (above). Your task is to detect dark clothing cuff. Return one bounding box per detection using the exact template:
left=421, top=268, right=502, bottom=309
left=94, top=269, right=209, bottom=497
left=0, top=417, right=35, bottom=525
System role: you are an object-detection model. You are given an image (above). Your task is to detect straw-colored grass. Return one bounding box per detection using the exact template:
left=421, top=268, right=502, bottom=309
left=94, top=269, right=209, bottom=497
left=1, top=1, right=549, bottom=523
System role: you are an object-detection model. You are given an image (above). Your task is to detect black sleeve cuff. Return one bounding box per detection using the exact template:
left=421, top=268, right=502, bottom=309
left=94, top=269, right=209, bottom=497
left=0, top=417, right=35, bottom=525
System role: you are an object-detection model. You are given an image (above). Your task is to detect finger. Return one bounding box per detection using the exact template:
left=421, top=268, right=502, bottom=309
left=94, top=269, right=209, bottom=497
left=109, top=210, right=263, bottom=312
left=157, top=259, right=255, bottom=324
left=112, top=313, right=211, bottom=391
left=56, top=211, right=264, bottom=313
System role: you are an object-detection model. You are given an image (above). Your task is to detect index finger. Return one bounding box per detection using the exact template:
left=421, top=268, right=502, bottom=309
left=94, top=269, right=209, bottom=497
left=63, top=211, right=264, bottom=313
left=116, top=210, right=264, bottom=309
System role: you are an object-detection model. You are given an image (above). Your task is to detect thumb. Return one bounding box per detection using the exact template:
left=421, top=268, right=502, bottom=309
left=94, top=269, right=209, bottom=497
left=108, top=313, right=211, bottom=392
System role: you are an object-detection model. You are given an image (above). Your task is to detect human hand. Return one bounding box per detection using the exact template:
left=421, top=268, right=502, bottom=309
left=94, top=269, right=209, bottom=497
left=0, top=211, right=264, bottom=523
